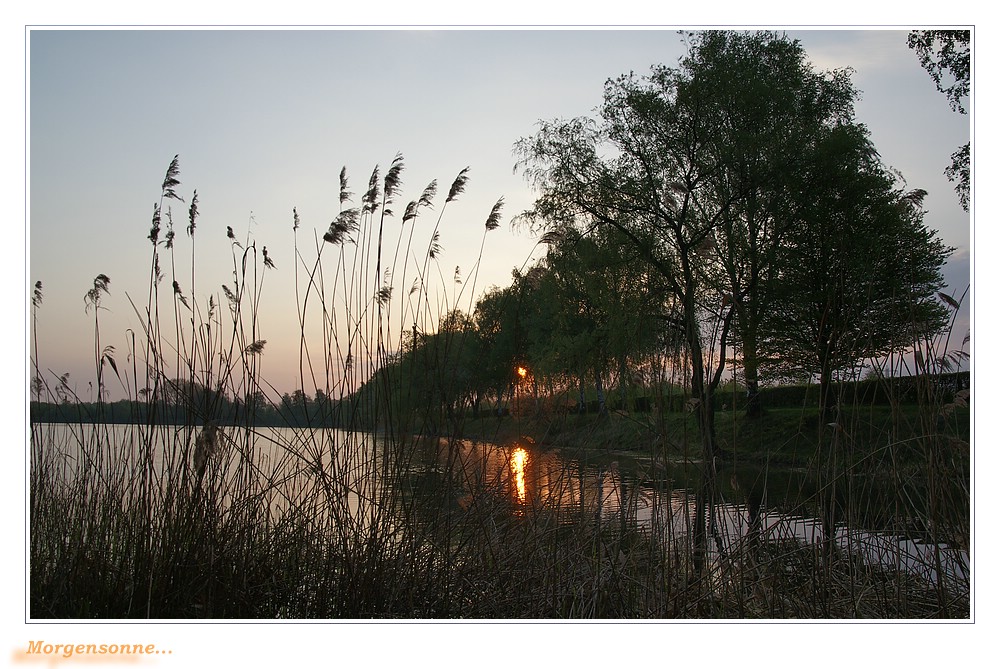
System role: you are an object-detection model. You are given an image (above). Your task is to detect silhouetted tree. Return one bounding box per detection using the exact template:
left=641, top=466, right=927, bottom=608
left=907, top=30, right=970, bottom=211
left=686, top=31, right=859, bottom=417
left=761, top=123, right=952, bottom=419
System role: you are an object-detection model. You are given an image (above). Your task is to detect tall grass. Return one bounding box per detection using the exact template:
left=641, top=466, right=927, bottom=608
left=29, top=156, right=969, bottom=619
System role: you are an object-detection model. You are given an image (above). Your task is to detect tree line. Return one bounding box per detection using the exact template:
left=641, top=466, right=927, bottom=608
left=352, top=32, right=959, bottom=438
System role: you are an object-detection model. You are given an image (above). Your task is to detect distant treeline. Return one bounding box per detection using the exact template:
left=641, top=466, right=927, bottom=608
left=29, top=371, right=968, bottom=426
left=28, top=396, right=353, bottom=428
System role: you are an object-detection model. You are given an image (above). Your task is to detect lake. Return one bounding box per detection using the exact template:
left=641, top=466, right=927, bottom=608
left=30, top=421, right=969, bottom=597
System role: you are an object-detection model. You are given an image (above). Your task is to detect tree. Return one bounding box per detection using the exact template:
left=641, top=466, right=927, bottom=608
left=517, top=70, right=731, bottom=469
left=526, top=224, right=667, bottom=414
left=517, top=32, right=769, bottom=573
left=907, top=30, right=970, bottom=211
left=473, top=284, right=524, bottom=415
left=533, top=228, right=609, bottom=413
left=761, top=123, right=952, bottom=417
left=683, top=31, right=859, bottom=417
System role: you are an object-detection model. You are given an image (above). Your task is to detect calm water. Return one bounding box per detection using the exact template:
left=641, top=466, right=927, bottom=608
left=30, top=422, right=969, bottom=592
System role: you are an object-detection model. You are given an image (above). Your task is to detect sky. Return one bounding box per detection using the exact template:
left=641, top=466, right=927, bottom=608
left=27, top=28, right=971, bottom=401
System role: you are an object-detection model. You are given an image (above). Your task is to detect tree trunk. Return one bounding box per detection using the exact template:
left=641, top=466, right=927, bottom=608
left=745, top=374, right=762, bottom=417
left=743, top=335, right=762, bottom=418
left=618, top=355, right=629, bottom=413
left=819, top=359, right=836, bottom=426
left=687, top=314, right=720, bottom=460
left=683, top=280, right=720, bottom=578
left=595, top=368, right=607, bottom=416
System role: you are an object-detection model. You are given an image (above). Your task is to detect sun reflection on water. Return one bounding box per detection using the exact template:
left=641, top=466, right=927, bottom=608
left=511, top=446, right=528, bottom=504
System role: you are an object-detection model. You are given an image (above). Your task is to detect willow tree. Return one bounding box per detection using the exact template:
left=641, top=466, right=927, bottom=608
left=517, top=89, right=729, bottom=471
left=519, top=224, right=666, bottom=415
left=473, top=283, right=526, bottom=415
left=515, top=36, right=742, bottom=574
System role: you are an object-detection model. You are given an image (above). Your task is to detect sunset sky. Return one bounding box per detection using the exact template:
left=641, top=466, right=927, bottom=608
left=28, top=28, right=970, bottom=399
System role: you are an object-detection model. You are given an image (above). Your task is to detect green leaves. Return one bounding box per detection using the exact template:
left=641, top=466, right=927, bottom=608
left=516, top=30, right=955, bottom=424
left=763, top=122, right=951, bottom=383
left=945, top=143, right=970, bottom=212
left=907, top=30, right=970, bottom=114
left=908, top=30, right=970, bottom=211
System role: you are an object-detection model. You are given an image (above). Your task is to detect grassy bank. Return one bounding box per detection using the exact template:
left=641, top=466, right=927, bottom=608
left=456, top=404, right=971, bottom=467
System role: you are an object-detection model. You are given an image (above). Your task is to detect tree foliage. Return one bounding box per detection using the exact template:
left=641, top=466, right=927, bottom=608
left=515, top=30, right=953, bottom=446
left=907, top=30, right=970, bottom=114
left=679, top=31, right=860, bottom=416
left=907, top=29, right=971, bottom=211
left=761, top=124, right=952, bottom=412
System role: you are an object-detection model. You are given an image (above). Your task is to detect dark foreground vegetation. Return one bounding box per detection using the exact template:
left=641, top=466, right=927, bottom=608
left=30, top=398, right=970, bottom=619
left=30, top=31, right=970, bottom=619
